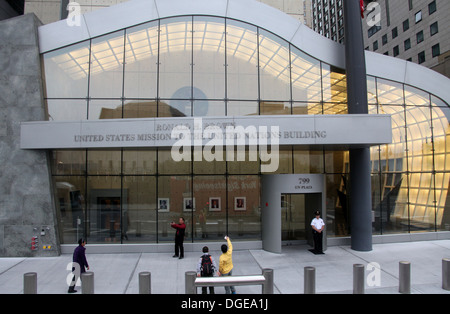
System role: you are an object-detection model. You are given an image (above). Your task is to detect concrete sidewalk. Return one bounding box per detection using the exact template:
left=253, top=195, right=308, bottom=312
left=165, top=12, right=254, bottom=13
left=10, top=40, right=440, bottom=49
left=0, top=240, right=449, bottom=294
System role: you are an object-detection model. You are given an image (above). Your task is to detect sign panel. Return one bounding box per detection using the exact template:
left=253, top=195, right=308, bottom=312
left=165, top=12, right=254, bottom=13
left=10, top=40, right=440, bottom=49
left=20, top=114, right=391, bottom=149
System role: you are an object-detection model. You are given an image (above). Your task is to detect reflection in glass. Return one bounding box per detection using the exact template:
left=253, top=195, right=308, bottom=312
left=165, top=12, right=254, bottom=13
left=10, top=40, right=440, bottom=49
left=88, top=99, right=123, bottom=120
left=322, top=64, right=347, bottom=104
left=89, top=31, right=125, bottom=98
left=159, top=17, right=192, bottom=99
left=259, top=29, right=290, bottom=101
left=227, top=175, right=261, bottom=240
left=47, top=99, right=87, bottom=121
left=227, top=101, right=258, bottom=116
left=122, top=176, right=156, bottom=243
left=193, top=17, right=226, bottom=100
left=87, top=149, right=121, bottom=175
left=87, top=176, right=122, bottom=243
left=158, top=176, right=192, bottom=243
left=43, top=41, right=90, bottom=98
left=226, top=20, right=258, bottom=100
left=124, top=21, right=158, bottom=99
left=51, top=150, right=86, bottom=175
left=53, top=176, right=86, bottom=244
left=291, top=46, right=322, bottom=102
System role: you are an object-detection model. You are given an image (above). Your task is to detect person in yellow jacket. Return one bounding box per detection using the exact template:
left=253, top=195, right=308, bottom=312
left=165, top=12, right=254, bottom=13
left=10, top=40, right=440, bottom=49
left=219, top=236, right=236, bottom=294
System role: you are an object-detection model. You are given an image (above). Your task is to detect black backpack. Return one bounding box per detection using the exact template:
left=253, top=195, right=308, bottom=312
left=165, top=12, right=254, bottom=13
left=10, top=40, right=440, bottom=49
left=201, top=254, right=213, bottom=276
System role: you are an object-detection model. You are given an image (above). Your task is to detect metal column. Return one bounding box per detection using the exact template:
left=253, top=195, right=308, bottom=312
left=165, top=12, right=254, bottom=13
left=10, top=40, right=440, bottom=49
left=344, top=0, right=373, bottom=252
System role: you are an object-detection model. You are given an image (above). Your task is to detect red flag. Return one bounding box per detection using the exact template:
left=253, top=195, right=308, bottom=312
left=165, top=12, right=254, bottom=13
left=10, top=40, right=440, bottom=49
left=360, top=0, right=365, bottom=18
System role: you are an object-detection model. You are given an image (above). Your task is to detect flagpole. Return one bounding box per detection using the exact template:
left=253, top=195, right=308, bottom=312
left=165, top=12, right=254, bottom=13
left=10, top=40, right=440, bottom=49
left=343, top=0, right=373, bottom=252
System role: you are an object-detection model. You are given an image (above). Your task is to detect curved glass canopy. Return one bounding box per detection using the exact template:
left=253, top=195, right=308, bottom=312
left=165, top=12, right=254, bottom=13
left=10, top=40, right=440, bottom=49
left=42, top=15, right=450, bottom=243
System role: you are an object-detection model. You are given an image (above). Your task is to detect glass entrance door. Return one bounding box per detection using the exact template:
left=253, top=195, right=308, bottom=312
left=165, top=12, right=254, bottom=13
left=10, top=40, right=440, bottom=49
left=281, top=193, right=322, bottom=242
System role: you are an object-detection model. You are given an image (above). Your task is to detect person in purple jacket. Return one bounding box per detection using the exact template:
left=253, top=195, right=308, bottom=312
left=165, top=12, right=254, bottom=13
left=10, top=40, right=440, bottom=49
left=68, top=238, right=89, bottom=293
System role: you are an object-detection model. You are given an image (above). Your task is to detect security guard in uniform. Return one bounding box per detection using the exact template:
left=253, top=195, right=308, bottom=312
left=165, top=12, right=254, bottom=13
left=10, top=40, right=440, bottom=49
left=310, top=210, right=325, bottom=254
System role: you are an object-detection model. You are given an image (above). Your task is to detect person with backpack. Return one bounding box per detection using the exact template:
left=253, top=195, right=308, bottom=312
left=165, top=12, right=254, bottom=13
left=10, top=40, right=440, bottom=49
left=196, top=246, right=219, bottom=294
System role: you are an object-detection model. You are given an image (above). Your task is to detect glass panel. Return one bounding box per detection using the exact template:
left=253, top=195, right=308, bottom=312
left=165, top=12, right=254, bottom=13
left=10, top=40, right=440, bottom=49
left=193, top=100, right=225, bottom=117
left=404, top=85, right=430, bottom=107
left=324, top=150, right=348, bottom=174
left=371, top=172, right=382, bottom=235
left=159, top=17, right=192, bottom=99
left=436, top=173, right=450, bottom=231
left=51, top=150, right=86, bottom=175
left=43, top=41, right=90, bottom=98
left=193, top=150, right=226, bottom=174
left=292, top=102, right=322, bottom=115
left=158, top=175, right=192, bottom=242
left=88, top=99, right=123, bottom=120
left=193, top=175, right=227, bottom=241
left=158, top=149, right=191, bottom=174
left=123, top=99, right=157, bottom=118
left=87, top=149, right=121, bottom=175
left=291, top=46, right=322, bottom=102
left=53, top=176, right=86, bottom=244
left=124, top=21, right=158, bottom=98
left=377, top=78, right=404, bottom=105
left=227, top=100, right=258, bottom=116
left=122, top=149, right=156, bottom=175
left=89, top=31, right=125, bottom=98
left=326, top=174, right=349, bottom=237
left=265, top=147, right=292, bottom=174
left=323, top=102, right=348, bottom=114
left=259, top=29, right=290, bottom=101
left=193, top=17, right=225, bottom=100
left=367, top=76, right=377, bottom=104
left=431, top=97, right=450, bottom=231
left=322, top=64, right=347, bottom=103
left=382, top=173, right=410, bottom=234
left=227, top=175, right=261, bottom=240
left=227, top=147, right=260, bottom=174
left=260, top=101, right=290, bottom=115
left=226, top=20, right=258, bottom=100
left=405, top=105, right=433, bottom=172
left=87, top=176, right=122, bottom=243
left=408, top=172, right=436, bottom=232
left=122, top=176, right=156, bottom=243
left=47, top=99, right=87, bottom=121
left=293, top=148, right=324, bottom=173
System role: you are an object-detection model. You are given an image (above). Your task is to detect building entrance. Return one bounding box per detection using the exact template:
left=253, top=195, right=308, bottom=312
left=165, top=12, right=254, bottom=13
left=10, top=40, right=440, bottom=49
left=281, top=193, right=322, bottom=247
left=261, top=174, right=326, bottom=253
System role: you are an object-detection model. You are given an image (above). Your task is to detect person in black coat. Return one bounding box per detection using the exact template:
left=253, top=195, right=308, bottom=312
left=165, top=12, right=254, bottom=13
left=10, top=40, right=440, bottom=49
left=68, top=238, right=89, bottom=293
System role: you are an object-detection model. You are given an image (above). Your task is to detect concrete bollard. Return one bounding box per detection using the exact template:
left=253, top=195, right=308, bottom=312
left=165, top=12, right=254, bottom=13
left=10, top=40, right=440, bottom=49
left=443, top=258, right=450, bottom=291
left=139, top=271, right=151, bottom=294
left=399, top=261, right=411, bottom=294
left=185, top=271, right=197, bottom=294
left=81, top=272, right=94, bottom=294
left=304, top=266, right=315, bottom=294
left=262, top=268, right=274, bottom=294
left=23, top=272, right=37, bottom=294
left=353, top=264, right=365, bottom=294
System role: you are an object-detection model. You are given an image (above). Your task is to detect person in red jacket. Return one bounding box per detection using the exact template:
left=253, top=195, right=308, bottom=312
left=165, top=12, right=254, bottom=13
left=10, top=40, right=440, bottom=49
left=171, top=217, right=186, bottom=259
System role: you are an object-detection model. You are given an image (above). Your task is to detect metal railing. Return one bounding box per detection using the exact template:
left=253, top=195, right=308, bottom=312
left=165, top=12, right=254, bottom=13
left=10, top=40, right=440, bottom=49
left=185, top=269, right=274, bottom=294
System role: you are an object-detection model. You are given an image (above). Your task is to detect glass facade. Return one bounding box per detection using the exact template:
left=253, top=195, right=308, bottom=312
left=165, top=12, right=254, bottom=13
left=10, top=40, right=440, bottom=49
left=42, top=16, right=450, bottom=245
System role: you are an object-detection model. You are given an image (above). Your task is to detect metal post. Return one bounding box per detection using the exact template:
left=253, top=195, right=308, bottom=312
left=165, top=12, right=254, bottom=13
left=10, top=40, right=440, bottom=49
left=443, top=258, right=450, bottom=291
left=399, top=261, right=411, bottom=294
left=304, top=266, right=315, bottom=294
left=139, top=271, right=151, bottom=294
left=81, top=272, right=94, bottom=294
left=353, top=264, right=365, bottom=294
left=23, top=272, right=37, bottom=294
left=185, top=271, right=197, bottom=294
left=262, top=268, right=274, bottom=294
left=344, top=0, right=372, bottom=252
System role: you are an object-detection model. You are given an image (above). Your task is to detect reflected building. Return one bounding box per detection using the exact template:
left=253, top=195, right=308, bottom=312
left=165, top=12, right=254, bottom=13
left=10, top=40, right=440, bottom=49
left=1, top=0, right=450, bottom=256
